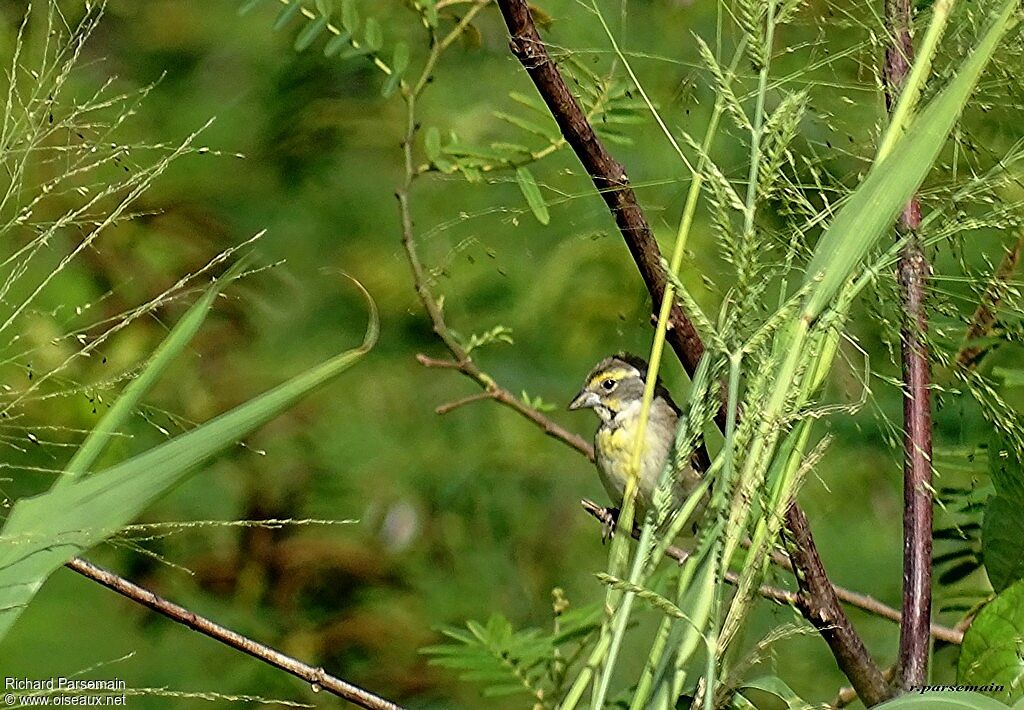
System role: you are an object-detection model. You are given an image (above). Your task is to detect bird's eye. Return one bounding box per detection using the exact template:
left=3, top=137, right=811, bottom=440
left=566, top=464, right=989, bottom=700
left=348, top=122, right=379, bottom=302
left=601, top=378, right=616, bottom=391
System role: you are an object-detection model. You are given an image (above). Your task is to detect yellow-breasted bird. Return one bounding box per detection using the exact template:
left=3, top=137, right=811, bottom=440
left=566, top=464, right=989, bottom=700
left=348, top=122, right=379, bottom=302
left=569, top=353, right=702, bottom=529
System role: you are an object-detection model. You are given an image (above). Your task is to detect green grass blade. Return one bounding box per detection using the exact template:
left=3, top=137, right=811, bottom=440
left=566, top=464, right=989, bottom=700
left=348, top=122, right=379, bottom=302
left=801, top=0, right=1017, bottom=320
left=53, top=259, right=251, bottom=492
left=0, top=281, right=378, bottom=642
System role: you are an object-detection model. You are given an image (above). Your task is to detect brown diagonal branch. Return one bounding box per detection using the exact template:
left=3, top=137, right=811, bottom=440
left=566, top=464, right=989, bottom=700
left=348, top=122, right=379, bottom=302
left=494, top=0, right=888, bottom=702
left=493, top=0, right=706, bottom=383
left=883, top=0, right=933, bottom=691
left=783, top=506, right=892, bottom=705
left=65, top=556, right=404, bottom=710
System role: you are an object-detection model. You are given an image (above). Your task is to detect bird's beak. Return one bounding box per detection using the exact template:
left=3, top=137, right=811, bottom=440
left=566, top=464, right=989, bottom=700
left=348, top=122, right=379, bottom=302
left=568, top=390, right=599, bottom=411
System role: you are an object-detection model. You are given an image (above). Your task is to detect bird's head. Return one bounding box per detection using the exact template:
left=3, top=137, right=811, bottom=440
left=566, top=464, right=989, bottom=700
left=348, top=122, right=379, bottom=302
left=569, top=353, right=671, bottom=424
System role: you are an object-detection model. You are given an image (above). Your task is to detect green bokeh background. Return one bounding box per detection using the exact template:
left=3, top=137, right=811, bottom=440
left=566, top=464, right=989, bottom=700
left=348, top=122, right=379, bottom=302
left=0, top=0, right=1011, bottom=707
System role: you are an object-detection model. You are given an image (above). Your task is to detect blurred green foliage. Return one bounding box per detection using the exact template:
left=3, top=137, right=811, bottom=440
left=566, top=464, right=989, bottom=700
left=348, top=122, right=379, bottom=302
left=0, top=0, right=1021, bottom=707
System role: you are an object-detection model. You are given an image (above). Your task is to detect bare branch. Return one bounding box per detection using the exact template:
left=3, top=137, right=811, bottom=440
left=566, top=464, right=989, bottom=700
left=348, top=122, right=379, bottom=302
left=65, top=557, right=404, bottom=710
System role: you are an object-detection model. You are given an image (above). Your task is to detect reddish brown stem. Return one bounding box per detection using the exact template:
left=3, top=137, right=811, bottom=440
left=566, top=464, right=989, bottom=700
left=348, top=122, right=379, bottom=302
left=884, top=0, right=933, bottom=691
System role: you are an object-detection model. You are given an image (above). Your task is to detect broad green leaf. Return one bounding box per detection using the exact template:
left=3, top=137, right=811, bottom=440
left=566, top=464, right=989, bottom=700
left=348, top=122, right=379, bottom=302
left=800, top=0, right=1018, bottom=320
left=983, top=494, right=1024, bottom=591
left=54, top=260, right=249, bottom=492
left=875, top=693, right=1009, bottom=709
left=314, top=0, right=334, bottom=15
left=515, top=166, right=549, bottom=225
left=958, top=579, right=1024, bottom=702
left=294, top=16, right=329, bottom=51
left=0, top=284, right=378, bottom=642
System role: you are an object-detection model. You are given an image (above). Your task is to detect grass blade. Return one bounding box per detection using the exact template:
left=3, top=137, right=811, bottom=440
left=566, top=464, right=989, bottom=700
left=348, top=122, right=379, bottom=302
left=801, top=0, right=1018, bottom=320
left=0, top=280, right=378, bottom=641
left=53, top=258, right=252, bottom=492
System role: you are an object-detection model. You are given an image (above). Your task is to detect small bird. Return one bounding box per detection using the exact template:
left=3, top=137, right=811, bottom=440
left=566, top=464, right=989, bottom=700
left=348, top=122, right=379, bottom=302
left=569, top=353, right=702, bottom=531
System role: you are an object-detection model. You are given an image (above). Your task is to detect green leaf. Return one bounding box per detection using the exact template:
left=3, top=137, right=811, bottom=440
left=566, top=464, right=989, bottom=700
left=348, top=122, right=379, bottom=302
left=800, top=0, right=1019, bottom=320
left=0, top=282, right=378, bottom=642
left=381, top=73, right=401, bottom=98
left=515, top=167, right=549, bottom=225
left=740, top=675, right=813, bottom=710
left=363, top=17, right=383, bottom=52
left=493, top=111, right=557, bottom=141
left=273, top=1, right=304, bottom=31
left=294, top=15, right=329, bottom=51
left=958, top=578, right=1024, bottom=702
left=53, top=260, right=248, bottom=493
left=380, top=43, right=409, bottom=98
left=314, top=0, right=334, bottom=15
left=323, top=30, right=353, bottom=57
left=874, top=693, right=1010, bottom=709
left=391, top=41, right=410, bottom=75
left=983, top=494, right=1024, bottom=591
left=989, top=436, right=1024, bottom=501
left=423, top=0, right=439, bottom=28
left=424, top=127, right=441, bottom=162
left=237, top=0, right=268, bottom=16
left=993, top=366, right=1024, bottom=388
left=340, top=0, right=359, bottom=33
left=338, top=45, right=371, bottom=60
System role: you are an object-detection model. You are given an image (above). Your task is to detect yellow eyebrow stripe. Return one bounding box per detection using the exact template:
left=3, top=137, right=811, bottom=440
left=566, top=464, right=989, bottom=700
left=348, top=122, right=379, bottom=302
left=588, top=368, right=632, bottom=389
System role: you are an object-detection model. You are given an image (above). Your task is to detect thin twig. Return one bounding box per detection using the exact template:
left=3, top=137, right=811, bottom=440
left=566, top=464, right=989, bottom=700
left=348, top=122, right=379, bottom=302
left=493, top=0, right=886, bottom=700
left=883, top=0, right=933, bottom=691
left=415, top=353, right=462, bottom=369
left=65, top=557, right=404, bottom=710
left=396, top=0, right=593, bottom=464
left=435, top=391, right=493, bottom=414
